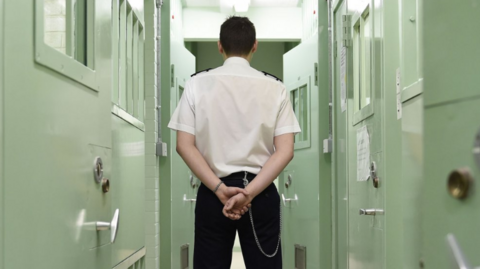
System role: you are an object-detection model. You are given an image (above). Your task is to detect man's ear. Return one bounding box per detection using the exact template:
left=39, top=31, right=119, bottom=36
left=218, top=41, right=224, bottom=54
left=251, top=40, right=258, bottom=54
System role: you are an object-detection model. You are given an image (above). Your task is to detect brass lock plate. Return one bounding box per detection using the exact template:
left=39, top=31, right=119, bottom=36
left=370, top=161, right=379, bottom=188
left=447, top=168, right=473, bottom=199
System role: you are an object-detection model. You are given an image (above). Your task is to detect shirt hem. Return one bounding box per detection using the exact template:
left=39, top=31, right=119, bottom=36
left=274, top=126, right=301, bottom=136
left=167, top=122, right=195, bottom=135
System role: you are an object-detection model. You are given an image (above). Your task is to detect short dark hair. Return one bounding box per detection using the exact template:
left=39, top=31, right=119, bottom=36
left=220, top=16, right=256, bottom=56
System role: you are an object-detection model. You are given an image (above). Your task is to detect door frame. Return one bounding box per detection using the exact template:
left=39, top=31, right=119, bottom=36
left=331, top=0, right=349, bottom=267
left=0, top=0, right=4, bottom=267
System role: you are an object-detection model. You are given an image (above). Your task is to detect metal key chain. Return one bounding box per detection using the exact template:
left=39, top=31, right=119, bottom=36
left=242, top=171, right=282, bottom=258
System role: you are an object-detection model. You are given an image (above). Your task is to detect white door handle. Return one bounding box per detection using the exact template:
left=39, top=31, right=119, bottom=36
left=183, top=194, right=196, bottom=203
left=281, top=193, right=298, bottom=206
left=446, top=234, right=480, bottom=269
left=95, top=209, right=120, bottom=243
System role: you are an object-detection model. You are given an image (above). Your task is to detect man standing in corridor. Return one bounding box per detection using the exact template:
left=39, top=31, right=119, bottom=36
left=168, top=16, right=300, bottom=269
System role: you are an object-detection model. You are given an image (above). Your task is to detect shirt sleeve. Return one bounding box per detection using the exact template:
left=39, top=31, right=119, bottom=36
left=168, top=80, right=196, bottom=135
left=274, top=86, right=302, bottom=136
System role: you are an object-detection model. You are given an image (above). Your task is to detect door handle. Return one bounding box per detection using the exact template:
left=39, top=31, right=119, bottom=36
left=359, top=209, right=384, bottom=216
left=95, top=209, right=120, bottom=243
left=446, top=234, right=480, bottom=269
left=183, top=194, right=196, bottom=203
left=281, top=193, right=298, bottom=206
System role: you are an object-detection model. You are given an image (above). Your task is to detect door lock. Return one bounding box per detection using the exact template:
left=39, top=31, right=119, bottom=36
left=101, top=178, right=110, bottom=193
left=447, top=168, right=473, bottom=200
left=189, top=174, right=199, bottom=189
left=93, top=157, right=103, bottom=183
left=370, top=161, right=379, bottom=188
left=285, top=174, right=293, bottom=188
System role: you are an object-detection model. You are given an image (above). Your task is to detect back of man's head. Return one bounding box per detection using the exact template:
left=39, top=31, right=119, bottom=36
left=220, top=16, right=256, bottom=57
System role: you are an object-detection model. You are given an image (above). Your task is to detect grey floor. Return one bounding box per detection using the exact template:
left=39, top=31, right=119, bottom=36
left=231, top=252, right=246, bottom=269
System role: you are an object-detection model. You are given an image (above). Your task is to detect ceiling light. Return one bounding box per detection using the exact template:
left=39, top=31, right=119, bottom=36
left=234, top=0, right=250, bottom=12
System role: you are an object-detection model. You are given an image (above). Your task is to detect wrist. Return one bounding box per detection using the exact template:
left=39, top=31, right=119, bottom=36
left=244, top=187, right=256, bottom=202
left=213, top=181, right=224, bottom=193
left=215, top=182, right=226, bottom=196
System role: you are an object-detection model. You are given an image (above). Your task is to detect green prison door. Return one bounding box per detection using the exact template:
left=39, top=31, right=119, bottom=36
left=333, top=0, right=385, bottom=268
left=422, top=1, right=480, bottom=268
left=3, top=0, right=115, bottom=268
left=163, top=39, right=196, bottom=268
left=280, top=33, right=323, bottom=268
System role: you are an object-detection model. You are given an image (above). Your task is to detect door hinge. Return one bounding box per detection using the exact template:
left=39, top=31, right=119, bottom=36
left=156, top=142, right=168, bottom=157
left=314, top=63, right=319, bottom=86
left=171, top=64, right=175, bottom=87
left=342, top=15, right=352, bottom=47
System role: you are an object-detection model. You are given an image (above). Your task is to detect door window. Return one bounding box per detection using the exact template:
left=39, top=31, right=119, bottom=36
left=289, top=77, right=311, bottom=149
left=36, top=0, right=98, bottom=91
left=112, top=0, right=145, bottom=124
left=352, top=5, right=374, bottom=124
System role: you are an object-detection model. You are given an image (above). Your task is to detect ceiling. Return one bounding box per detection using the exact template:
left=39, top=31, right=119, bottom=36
left=184, top=0, right=301, bottom=8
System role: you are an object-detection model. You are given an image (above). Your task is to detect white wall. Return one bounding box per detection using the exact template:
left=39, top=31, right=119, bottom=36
left=44, top=0, right=66, bottom=53
left=183, top=7, right=302, bottom=41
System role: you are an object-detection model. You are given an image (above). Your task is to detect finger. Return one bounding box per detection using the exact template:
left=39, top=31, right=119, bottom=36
left=224, top=200, right=234, bottom=211
left=223, top=207, right=229, bottom=218
left=228, top=213, right=239, bottom=220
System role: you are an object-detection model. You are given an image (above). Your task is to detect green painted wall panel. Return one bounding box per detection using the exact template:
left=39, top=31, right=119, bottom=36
left=159, top=0, right=173, bottom=267
left=0, top=0, right=4, bottom=267
left=332, top=2, right=348, bottom=268
left=111, top=115, right=146, bottom=265
left=423, top=0, right=480, bottom=106
left=383, top=0, right=408, bottom=268
left=401, top=95, right=423, bottom=269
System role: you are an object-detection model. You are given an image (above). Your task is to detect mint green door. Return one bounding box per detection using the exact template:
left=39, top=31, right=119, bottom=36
left=332, top=1, right=349, bottom=268
left=280, top=34, right=322, bottom=268
left=3, top=0, right=114, bottom=268
left=333, top=0, right=385, bottom=267
left=159, top=6, right=197, bottom=265
left=170, top=46, right=196, bottom=269
left=422, top=1, right=480, bottom=268
left=110, top=0, right=147, bottom=267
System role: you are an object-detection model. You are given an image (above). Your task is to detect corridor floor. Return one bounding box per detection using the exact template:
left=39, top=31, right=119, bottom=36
left=231, top=252, right=246, bottom=269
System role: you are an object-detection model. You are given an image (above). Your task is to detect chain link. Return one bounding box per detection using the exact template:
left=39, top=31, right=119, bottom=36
left=243, top=171, right=282, bottom=258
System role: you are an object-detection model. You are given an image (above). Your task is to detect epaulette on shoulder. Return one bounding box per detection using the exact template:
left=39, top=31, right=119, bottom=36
left=262, top=71, right=282, bottom=82
left=191, top=68, right=213, bottom=77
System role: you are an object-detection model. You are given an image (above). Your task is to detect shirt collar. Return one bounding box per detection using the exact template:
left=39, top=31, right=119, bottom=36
left=223, top=57, right=250, bottom=67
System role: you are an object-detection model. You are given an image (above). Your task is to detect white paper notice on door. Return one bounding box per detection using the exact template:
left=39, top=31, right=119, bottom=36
left=357, top=126, right=370, bottom=181
left=340, top=47, right=347, bottom=112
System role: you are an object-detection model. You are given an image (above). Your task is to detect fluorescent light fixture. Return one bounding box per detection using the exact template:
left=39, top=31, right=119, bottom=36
left=234, top=0, right=250, bottom=12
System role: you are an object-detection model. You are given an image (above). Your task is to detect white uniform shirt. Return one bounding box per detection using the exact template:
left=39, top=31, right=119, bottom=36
left=168, top=57, right=301, bottom=178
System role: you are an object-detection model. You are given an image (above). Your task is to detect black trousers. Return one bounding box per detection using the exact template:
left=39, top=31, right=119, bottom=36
left=194, top=172, right=282, bottom=269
